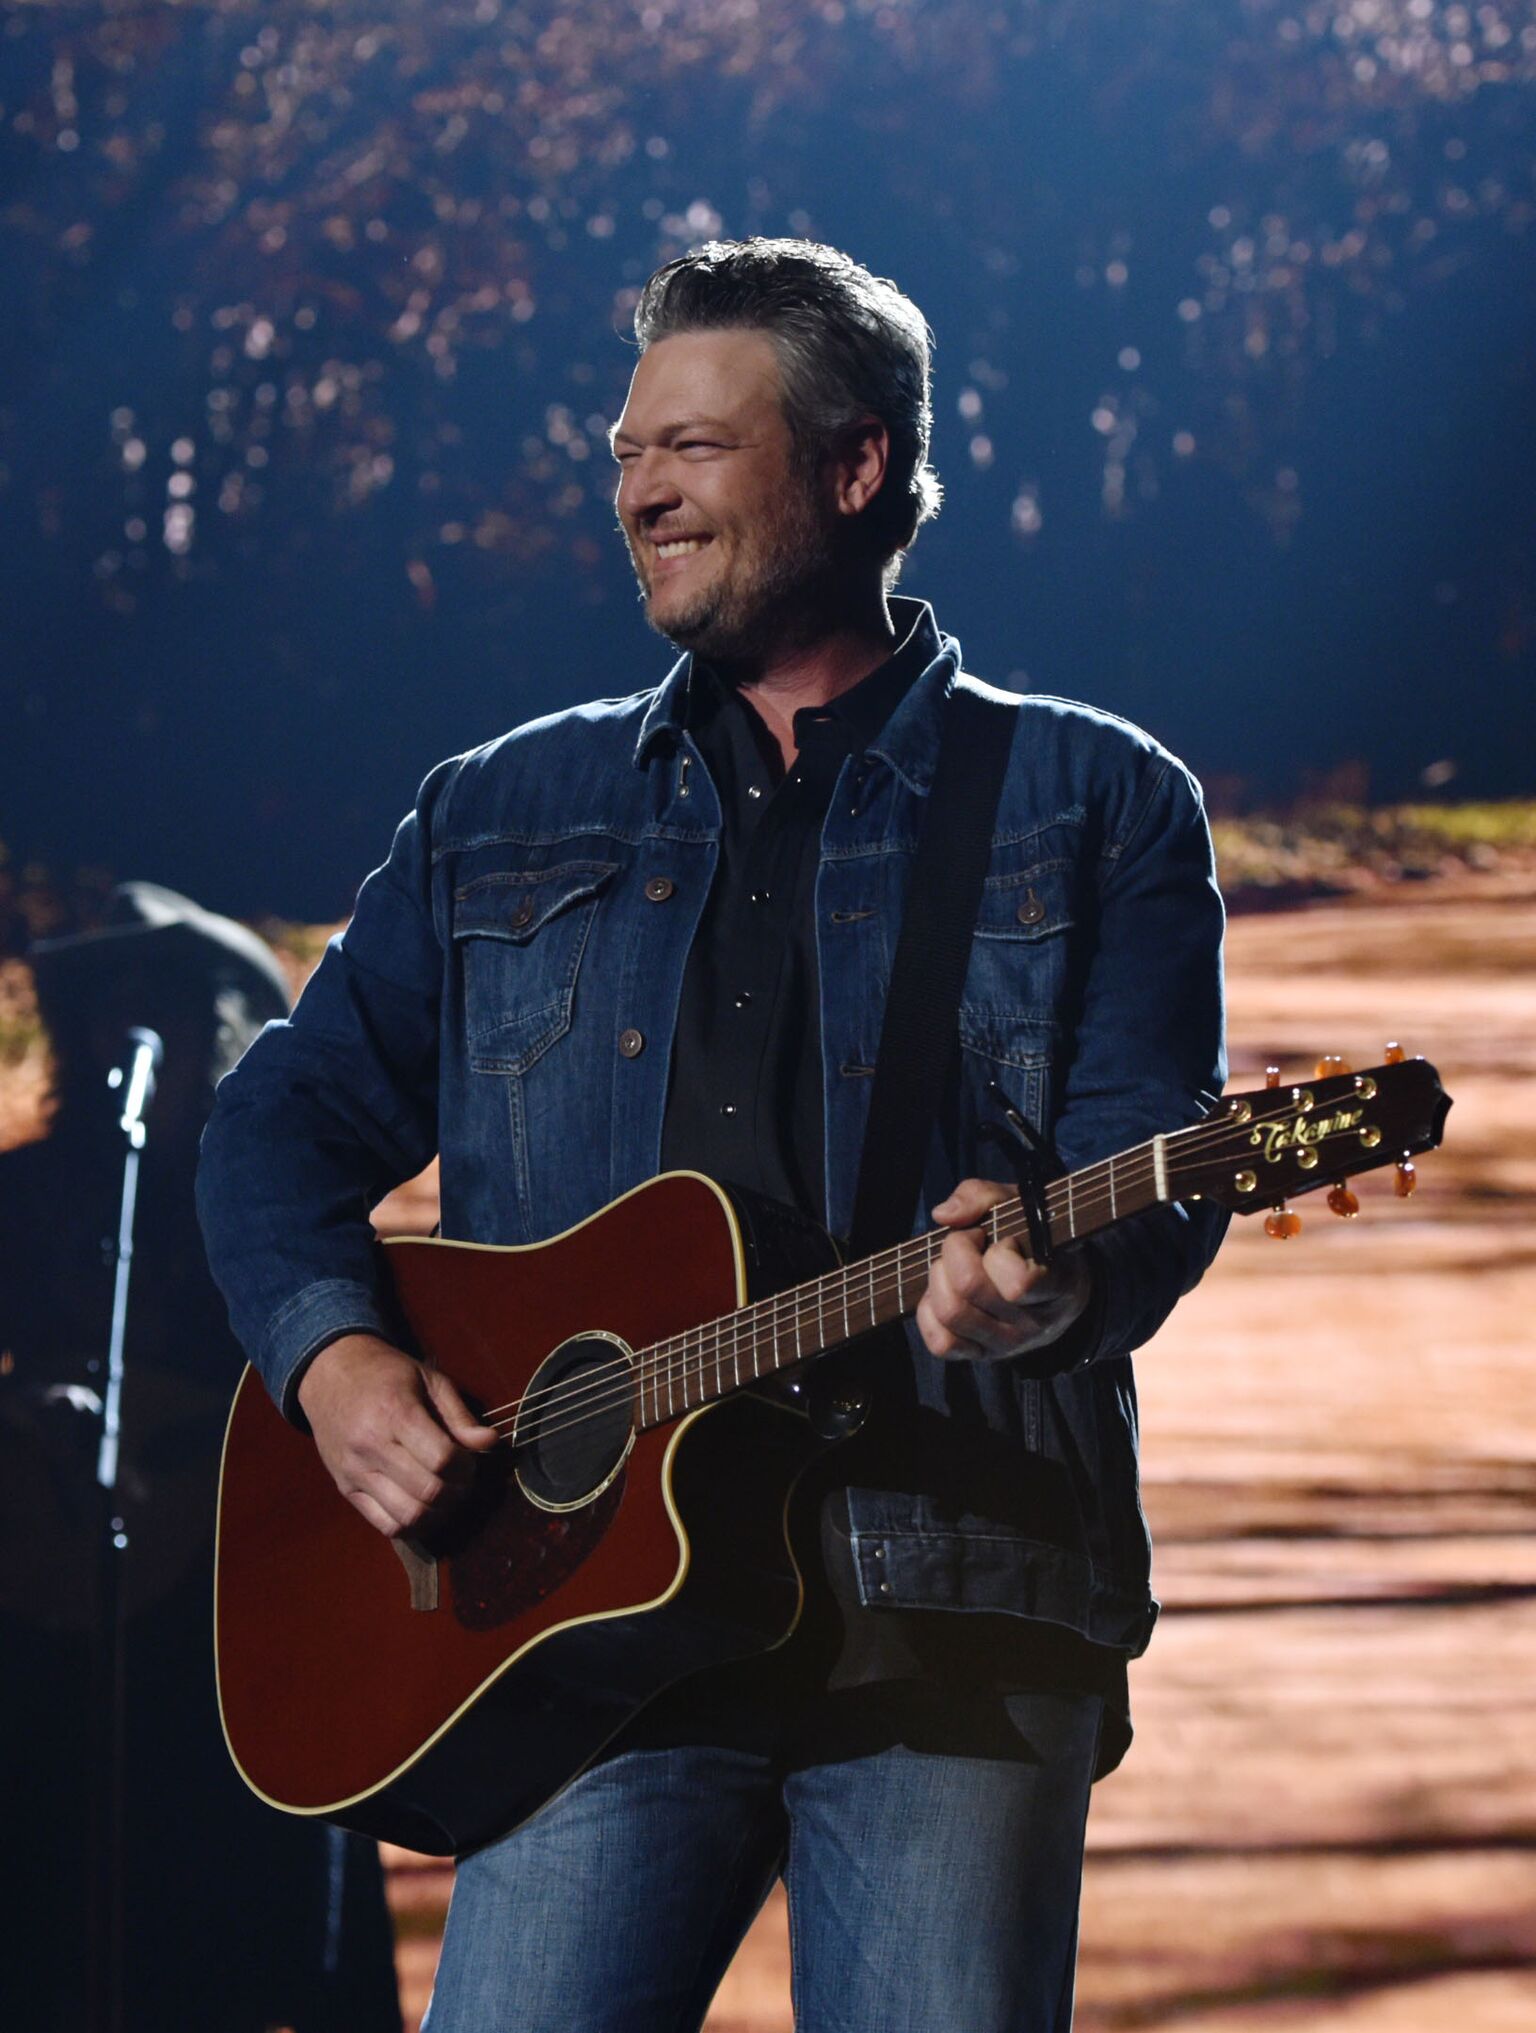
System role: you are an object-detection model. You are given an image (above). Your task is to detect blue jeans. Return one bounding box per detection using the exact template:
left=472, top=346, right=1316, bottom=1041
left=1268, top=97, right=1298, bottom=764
left=422, top=1685, right=1102, bottom=2032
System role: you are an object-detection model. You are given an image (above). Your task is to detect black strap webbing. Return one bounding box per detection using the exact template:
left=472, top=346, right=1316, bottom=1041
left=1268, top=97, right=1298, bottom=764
left=847, top=680, right=1020, bottom=1259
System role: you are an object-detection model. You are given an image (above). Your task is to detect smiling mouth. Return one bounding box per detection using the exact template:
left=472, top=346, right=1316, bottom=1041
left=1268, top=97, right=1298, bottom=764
left=651, top=536, right=711, bottom=562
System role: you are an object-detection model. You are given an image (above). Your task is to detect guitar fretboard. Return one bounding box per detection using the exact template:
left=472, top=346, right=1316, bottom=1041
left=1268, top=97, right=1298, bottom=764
left=631, top=1129, right=1176, bottom=1430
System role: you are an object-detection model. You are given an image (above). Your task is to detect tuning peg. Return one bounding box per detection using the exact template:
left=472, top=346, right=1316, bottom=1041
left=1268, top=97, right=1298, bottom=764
left=1383, top=1041, right=1406, bottom=1064
left=1327, top=1181, right=1360, bottom=1218
left=1315, top=1054, right=1352, bottom=1078
left=1265, top=1203, right=1303, bottom=1239
left=1394, top=1159, right=1417, bottom=1198
left=1264, top=1065, right=1281, bottom=1090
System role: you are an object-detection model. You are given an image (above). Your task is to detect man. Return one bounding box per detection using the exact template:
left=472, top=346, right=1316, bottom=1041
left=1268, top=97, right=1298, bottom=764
left=198, top=239, right=1228, bottom=2030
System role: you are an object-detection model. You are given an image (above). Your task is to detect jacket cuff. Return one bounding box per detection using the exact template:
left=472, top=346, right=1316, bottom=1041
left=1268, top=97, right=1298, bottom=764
left=260, top=1277, right=398, bottom=1424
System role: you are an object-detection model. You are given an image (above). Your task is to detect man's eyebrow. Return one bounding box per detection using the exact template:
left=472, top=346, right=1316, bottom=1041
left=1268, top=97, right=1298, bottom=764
left=608, top=416, right=736, bottom=449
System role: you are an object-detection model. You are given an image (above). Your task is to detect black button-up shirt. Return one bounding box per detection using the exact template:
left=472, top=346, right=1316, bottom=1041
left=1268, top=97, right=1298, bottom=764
left=651, top=599, right=1129, bottom=1768
left=659, top=603, right=937, bottom=1219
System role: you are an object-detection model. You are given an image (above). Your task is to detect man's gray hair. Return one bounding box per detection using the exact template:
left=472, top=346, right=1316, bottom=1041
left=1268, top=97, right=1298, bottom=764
left=632, top=238, right=943, bottom=584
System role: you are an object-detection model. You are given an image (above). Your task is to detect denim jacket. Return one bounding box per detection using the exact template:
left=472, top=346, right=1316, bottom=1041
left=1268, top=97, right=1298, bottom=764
left=197, top=611, right=1228, bottom=1657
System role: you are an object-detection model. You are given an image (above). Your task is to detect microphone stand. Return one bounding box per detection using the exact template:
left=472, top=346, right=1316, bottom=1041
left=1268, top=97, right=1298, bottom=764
left=87, top=1029, right=161, bottom=2033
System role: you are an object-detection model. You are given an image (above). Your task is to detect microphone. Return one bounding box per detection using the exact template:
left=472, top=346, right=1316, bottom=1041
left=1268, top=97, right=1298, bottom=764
left=109, top=1026, right=164, bottom=1144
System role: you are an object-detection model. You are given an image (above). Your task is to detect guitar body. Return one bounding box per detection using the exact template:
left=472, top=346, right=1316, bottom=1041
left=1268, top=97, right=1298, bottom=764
left=215, top=1057, right=1451, bottom=1857
left=215, top=1174, right=836, bottom=1857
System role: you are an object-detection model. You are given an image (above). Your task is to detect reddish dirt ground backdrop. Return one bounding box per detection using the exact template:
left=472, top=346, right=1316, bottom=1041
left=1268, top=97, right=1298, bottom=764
left=378, top=874, right=1536, bottom=2030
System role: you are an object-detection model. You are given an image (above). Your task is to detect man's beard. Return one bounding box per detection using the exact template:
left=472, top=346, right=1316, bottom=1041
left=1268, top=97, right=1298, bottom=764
left=626, top=476, right=840, bottom=669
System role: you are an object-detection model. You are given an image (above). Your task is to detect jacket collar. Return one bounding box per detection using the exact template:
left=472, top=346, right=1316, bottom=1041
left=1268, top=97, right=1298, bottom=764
left=632, top=595, right=963, bottom=793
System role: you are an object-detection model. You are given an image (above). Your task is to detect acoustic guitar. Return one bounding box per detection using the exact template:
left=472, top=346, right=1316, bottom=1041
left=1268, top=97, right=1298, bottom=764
left=215, top=1051, right=1449, bottom=1856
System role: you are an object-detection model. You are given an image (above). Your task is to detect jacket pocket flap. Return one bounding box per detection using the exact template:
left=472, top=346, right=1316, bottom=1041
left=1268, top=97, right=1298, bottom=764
left=452, top=861, right=618, bottom=944
left=973, top=863, right=1075, bottom=941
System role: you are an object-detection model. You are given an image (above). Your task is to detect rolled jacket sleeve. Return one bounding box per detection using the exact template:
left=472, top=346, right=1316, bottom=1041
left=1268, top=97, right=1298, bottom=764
left=196, top=759, right=458, bottom=1418
left=1047, top=750, right=1229, bottom=1369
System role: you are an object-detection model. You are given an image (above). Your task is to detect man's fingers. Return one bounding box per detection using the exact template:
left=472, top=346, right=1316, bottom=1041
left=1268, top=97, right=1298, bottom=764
left=347, top=1489, right=400, bottom=1537
left=935, top=1230, right=1045, bottom=1324
left=932, top=1177, right=1015, bottom=1226
left=424, top=1367, right=499, bottom=1451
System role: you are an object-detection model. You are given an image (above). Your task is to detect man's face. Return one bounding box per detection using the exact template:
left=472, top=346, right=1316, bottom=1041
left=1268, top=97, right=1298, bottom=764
left=611, top=328, right=834, bottom=662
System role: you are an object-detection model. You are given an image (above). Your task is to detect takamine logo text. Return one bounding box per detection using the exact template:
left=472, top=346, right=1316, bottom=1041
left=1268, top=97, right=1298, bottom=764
left=1251, top=1105, right=1366, bottom=1163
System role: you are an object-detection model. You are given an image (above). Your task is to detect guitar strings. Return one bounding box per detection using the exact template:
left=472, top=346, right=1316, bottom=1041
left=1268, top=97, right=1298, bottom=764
left=472, top=1131, right=1156, bottom=1436
left=473, top=1088, right=1364, bottom=1450
left=469, top=1087, right=1330, bottom=1437
left=474, top=1089, right=1354, bottom=1456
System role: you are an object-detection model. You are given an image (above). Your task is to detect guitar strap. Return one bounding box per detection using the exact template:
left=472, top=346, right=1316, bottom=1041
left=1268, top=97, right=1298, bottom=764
left=847, top=676, right=1021, bottom=1260
left=794, top=677, right=1016, bottom=1435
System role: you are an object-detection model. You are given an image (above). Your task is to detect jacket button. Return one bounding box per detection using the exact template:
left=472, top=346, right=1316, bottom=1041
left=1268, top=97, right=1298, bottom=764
left=643, top=875, right=675, bottom=903
left=508, top=898, right=535, bottom=929
left=618, top=1028, right=645, bottom=1059
left=1015, top=890, right=1046, bottom=926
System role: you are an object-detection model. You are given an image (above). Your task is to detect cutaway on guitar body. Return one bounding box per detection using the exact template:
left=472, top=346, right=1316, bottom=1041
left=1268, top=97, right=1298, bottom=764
left=216, top=1059, right=1450, bottom=1855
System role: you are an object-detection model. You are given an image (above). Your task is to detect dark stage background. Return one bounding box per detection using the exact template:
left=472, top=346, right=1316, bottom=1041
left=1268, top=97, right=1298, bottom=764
left=3, top=0, right=1534, bottom=922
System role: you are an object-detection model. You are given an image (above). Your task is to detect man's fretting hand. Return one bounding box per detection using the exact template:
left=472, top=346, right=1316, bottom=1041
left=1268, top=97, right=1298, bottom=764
left=915, top=1178, right=1091, bottom=1363
left=295, top=1333, right=499, bottom=1538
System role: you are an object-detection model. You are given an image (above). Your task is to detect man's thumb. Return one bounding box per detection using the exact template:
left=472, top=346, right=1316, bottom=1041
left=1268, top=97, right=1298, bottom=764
left=425, top=1368, right=499, bottom=1448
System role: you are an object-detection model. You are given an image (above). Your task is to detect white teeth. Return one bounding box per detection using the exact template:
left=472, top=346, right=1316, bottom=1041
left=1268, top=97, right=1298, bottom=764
left=656, top=539, right=706, bottom=559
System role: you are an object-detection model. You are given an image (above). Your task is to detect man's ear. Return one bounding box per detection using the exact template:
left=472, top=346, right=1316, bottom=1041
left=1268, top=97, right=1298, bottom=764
left=831, top=416, right=891, bottom=519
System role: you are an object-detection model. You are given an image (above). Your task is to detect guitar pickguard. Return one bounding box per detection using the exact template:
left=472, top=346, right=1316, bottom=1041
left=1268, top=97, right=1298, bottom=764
left=448, top=1463, right=626, bottom=1633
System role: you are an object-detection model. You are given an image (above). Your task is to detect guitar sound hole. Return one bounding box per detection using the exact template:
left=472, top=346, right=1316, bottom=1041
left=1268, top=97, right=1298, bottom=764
left=514, top=1334, right=636, bottom=1512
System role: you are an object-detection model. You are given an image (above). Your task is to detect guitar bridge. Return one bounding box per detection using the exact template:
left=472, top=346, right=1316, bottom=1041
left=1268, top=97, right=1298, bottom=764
left=392, top=1534, right=439, bottom=1612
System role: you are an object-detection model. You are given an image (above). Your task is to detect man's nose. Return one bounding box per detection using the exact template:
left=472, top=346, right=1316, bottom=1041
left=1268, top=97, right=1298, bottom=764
left=619, top=450, right=681, bottom=521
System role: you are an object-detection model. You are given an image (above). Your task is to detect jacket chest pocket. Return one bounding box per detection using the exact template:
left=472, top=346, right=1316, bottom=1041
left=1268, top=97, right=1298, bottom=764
left=959, top=862, right=1079, bottom=1078
left=452, top=861, right=617, bottom=1074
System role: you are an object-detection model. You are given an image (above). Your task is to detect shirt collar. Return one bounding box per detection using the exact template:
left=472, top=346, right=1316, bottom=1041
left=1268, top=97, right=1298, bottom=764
left=632, top=596, right=956, bottom=772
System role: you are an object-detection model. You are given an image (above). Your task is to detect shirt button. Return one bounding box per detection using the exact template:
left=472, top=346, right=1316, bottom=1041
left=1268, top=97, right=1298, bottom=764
left=719, top=1103, right=737, bottom=1116
left=508, top=898, right=535, bottom=929
left=747, top=785, right=763, bottom=800
left=749, top=890, right=771, bottom=905
left=1015, top=890, right=1046, bottom=926
left=643, top=875, right=675, bottom=903
left=733, top=991, right=752, bottom=1009
left=618, top=1028, right=645, bottom=1059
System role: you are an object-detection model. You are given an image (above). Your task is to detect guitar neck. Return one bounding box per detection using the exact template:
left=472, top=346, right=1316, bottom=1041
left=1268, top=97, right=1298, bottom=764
left=632, top=1135, right=1171, bottom=1431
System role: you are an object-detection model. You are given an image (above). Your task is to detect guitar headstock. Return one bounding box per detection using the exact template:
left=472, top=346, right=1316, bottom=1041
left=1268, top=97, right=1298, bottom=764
left=1167, top=1048, right=1451, bottom=1230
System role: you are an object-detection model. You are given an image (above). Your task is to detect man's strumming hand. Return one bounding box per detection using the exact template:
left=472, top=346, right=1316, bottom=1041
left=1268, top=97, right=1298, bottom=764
left=295, top=1333, right=499, bottom=1539
left=915, top=1178, right=1092, bottom=1364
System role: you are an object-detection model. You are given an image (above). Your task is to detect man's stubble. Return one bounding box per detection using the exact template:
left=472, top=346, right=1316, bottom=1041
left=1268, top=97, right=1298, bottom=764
left=624, top=465, right=845, bottom=672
